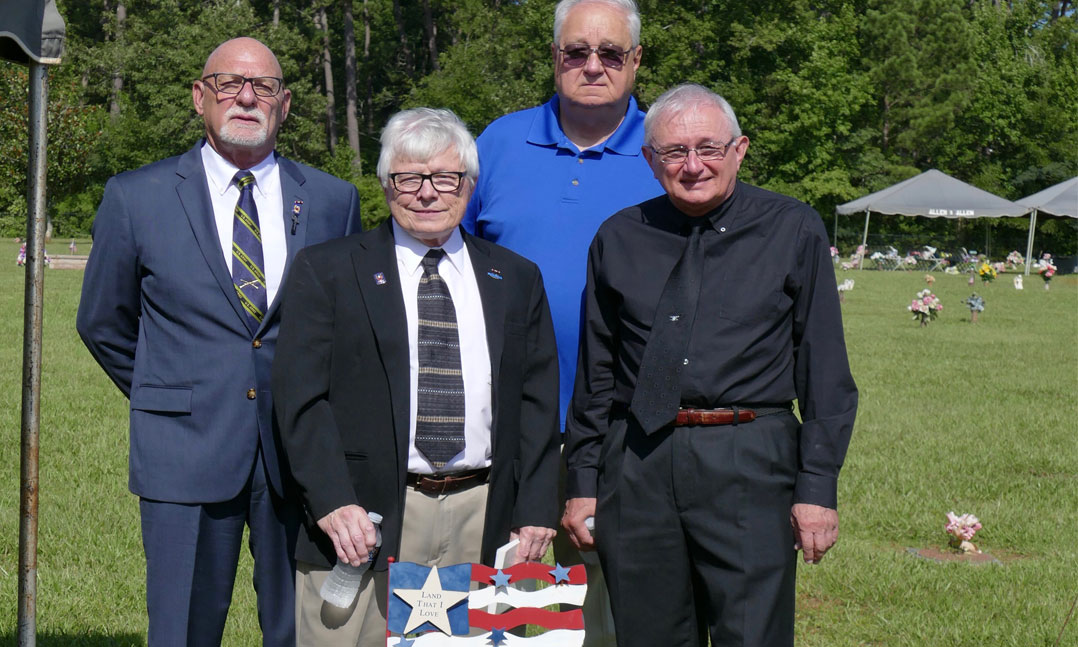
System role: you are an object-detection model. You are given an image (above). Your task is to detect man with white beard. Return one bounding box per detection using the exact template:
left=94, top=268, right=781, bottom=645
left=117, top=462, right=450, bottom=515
left=77, top=37, right=360, bottom=646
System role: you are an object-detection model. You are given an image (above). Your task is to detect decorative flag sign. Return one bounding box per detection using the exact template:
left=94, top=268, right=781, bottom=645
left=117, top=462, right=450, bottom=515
left=387, top=561, right=587, bottom=646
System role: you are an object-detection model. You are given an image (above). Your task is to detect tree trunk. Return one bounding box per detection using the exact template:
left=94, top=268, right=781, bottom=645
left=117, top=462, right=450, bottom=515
left=363, top=0, right=373, bottom=133
left=421, top=0, right=440, bottom=71
left=343, top=0, right=361, bottom=172
left=273, top=0, right=280, bottom=26
left=315, top=2, right=337, bottom=153
left=391, top=0, right=413, bottom=70
left=110, top=3, right=126, bottom=120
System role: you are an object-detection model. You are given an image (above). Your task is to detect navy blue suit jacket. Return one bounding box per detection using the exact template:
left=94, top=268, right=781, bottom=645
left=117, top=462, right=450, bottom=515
left=77, top=141, right=361, bottom=503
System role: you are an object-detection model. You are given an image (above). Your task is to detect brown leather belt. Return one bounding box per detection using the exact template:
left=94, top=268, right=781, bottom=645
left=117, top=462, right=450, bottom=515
left=674, top=406, right=791, bottom=427
left=407, top=467, right=490, bottom=495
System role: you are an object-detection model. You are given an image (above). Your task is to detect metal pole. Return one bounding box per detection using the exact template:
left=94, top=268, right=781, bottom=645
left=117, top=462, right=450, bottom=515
left=19, top=60, right=49, bottom=647
left=1025, top=210, right=1038, bottom=277
left=859, top=209, right=871, bottom=271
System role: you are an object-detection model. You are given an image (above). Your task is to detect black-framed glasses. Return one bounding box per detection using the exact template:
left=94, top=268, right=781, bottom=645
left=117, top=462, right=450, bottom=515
left=201, top=73, right=283, bottom=97
left=558, top=43, right=634, bottom=69
left=389, top=171, right=467, bottom=193
left=650, top=139, right=739, bottom=165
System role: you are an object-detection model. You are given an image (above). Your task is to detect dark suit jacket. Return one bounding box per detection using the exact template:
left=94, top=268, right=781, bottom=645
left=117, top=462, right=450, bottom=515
left=272, top=221, right=561, bottom=569
left=76, top=141, right=361, bottom=503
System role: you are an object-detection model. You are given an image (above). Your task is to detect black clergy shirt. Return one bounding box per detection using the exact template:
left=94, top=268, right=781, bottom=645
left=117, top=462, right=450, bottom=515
left=565, top=181, right=858, bottom=509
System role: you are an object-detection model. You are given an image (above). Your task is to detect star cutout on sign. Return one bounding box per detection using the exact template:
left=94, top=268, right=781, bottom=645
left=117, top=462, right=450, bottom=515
left=489, top=569, right=512, bottom=587
left=392, top=565, right=470, bottom=634
left=488, top=627, right=509, bottom=646
left=549, top=562, right=572, bottom=584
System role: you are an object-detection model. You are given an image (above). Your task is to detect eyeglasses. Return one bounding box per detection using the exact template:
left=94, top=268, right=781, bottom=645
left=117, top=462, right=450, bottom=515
left=201, top=73, right=284, bottom=97
left=558, top=44, right=634, bottom=69
left=650, top=139, right=739, bottom=165
left=389, top=171, right=467, bottom=193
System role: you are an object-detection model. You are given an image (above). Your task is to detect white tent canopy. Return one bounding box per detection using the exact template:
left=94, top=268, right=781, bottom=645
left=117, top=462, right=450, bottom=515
left=1016, top=176, right=1078, bottom=275
left=835, top=169, right=1031, bottom=268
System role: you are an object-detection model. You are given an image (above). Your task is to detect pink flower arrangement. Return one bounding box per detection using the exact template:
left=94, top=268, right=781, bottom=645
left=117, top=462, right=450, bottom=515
left=1035, top=253, right=1057, bottom=289
left=945, top=512, right=983, bottom=553
left=908, top=289, right=942, bottom=326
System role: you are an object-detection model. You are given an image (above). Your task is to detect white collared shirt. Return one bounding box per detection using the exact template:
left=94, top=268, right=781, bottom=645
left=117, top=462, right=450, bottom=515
left=200, top=142, right=287, bottom=307
left=393, top=221, right=493, bottom=474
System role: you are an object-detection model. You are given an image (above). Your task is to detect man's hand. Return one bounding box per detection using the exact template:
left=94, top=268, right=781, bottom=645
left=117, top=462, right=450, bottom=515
left=560, top=497, right=597, bottom=551
left=317, top=505, right=378, bottom=567
left=790, top=503, right=839, bottom=564
left=509, top=526, right=556, bottom=564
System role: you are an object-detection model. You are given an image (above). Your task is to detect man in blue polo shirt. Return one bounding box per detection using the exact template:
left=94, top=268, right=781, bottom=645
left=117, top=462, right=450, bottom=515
left=463, top=1, right=662, bottom=645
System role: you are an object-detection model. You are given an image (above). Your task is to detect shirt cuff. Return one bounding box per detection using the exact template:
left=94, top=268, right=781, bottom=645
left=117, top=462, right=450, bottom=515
left=793, top=471, right=838, bottom=509
left=565, top=466, right=599, bottom=499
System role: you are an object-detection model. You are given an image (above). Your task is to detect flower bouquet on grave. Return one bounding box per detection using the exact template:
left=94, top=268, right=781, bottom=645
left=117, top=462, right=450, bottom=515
left=1006, top=250, right=1024, bottom=269
left=1034, top=254, right=1057, bottom=290
left=977, top=262, right=997, bottom=284
left=963, top=293, right=984, bottom=323
left=908, top=289, right=942, bottom=327
left=945, top=512, right=982, bottom=554
left=837, top=278, right=854, bottom=302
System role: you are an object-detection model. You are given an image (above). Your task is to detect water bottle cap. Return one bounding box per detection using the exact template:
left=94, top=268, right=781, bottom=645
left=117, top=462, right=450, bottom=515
left=367, top=511, right=383, bottom=524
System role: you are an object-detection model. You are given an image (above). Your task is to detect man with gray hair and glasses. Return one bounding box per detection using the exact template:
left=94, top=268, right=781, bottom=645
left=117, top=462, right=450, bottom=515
left=274, top=107, right=561, bottom=646
left=464, top=3, right=661, bottom=643
left=563, top=83, right=858, bottom=646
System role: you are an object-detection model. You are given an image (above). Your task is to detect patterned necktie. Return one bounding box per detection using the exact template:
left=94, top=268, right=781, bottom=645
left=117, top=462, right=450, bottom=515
left=231, top=171, right=266, bottom=330
left=630, top=220, right=706, bottom=434
left=415, top=249, right=466, bottom=469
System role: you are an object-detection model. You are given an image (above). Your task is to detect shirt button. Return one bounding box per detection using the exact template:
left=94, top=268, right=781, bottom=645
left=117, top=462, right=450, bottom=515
left=252, top=339, right=262, bottom=349
left=577, top=158, right=584, bottom=164
left=247, top=389, right=256, bottom=400
left=720, top=227, right=726, bottom=232
left=571, top=179, right=579, bottom=186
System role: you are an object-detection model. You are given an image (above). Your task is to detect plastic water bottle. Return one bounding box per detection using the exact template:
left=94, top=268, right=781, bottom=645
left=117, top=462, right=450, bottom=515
left=582, top=515, right=600, bottom=565
left=320, top=511, right=382, bottom=608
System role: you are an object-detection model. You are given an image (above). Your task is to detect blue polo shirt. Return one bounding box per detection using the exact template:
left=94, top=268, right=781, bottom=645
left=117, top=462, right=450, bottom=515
left=464, top=95, right=664, bottom=429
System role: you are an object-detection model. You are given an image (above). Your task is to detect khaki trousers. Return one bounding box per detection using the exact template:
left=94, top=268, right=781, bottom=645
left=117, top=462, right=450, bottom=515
left=296, top=482, right=488, bottom=647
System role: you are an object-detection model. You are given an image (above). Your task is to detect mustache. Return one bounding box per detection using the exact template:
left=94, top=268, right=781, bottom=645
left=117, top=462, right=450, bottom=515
left=224, top=105, right=267, bottom=125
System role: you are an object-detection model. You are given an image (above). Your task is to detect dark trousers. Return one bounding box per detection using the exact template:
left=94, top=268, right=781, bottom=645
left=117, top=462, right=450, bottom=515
left=139, top=447, right=300, bottom=647
left=595, top=412, right=799, bottom=647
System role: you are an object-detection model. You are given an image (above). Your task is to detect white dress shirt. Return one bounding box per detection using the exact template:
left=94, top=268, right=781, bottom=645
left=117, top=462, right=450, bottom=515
left=392, top=221, right=493, bottom=474
left=200, top=142, right=287, bottom=307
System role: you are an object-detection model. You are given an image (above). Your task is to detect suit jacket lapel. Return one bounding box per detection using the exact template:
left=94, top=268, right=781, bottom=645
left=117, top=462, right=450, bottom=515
left=354, top=222, right=412, bottom=464
left=466, top=231, right=506, bottom=430
left=260, top=156, right=310, bottom=334
left=175, top=142, right=251, bottom=329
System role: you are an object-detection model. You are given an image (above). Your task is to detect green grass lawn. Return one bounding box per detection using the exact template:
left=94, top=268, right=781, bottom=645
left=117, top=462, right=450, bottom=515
left=2, top=241, right=1076, bottom=646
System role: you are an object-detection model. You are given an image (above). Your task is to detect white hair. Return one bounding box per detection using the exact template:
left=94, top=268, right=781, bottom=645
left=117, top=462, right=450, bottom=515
left=553, top=0, right=641, bottom=48
left=376, top=108, right=479, bottom=187
left=644, top=84, right=742, bottom=146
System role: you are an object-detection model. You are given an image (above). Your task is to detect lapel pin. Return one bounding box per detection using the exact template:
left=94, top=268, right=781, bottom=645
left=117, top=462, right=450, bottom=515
left=374, top=272, right=387, bottom=285
left=291, top=200, right=303, bottom=235
left=487, top=268, right=503, bottom=280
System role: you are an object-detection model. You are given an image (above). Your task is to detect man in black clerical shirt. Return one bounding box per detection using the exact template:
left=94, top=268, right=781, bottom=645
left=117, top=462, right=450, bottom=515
left=561, top=83, right=858, bottom=647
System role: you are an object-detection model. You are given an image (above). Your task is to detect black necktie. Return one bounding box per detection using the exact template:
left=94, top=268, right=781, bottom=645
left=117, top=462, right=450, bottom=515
left=414, top=249, right=467, bottom=469
left=231, top=171, right=266, bottom=331
left=630, top=220, right=706, bottom=434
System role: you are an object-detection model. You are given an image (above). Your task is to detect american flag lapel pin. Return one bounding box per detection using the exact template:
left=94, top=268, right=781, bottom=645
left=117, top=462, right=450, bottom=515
left=373, top=272, right=387, bottom=285
left=486, top=267, right=503, bottom=280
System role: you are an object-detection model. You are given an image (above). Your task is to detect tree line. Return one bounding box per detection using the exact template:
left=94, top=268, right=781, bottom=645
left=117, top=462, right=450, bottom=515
left=1, top=0, right=1075, bottom=254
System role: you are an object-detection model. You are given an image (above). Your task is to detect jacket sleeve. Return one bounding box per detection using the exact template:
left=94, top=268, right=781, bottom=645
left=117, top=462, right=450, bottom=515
left=76, top=176, right=141, bottom=397
left=510, top=265, right=562, bottom=530
left=272, top=249, right=359, bottom=522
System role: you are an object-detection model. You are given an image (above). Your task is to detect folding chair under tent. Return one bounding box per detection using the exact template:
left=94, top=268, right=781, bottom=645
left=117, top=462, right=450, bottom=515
left=835, top=169, right=1030, bottom=269
left=1016, top=177, right=1078, bottom=276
